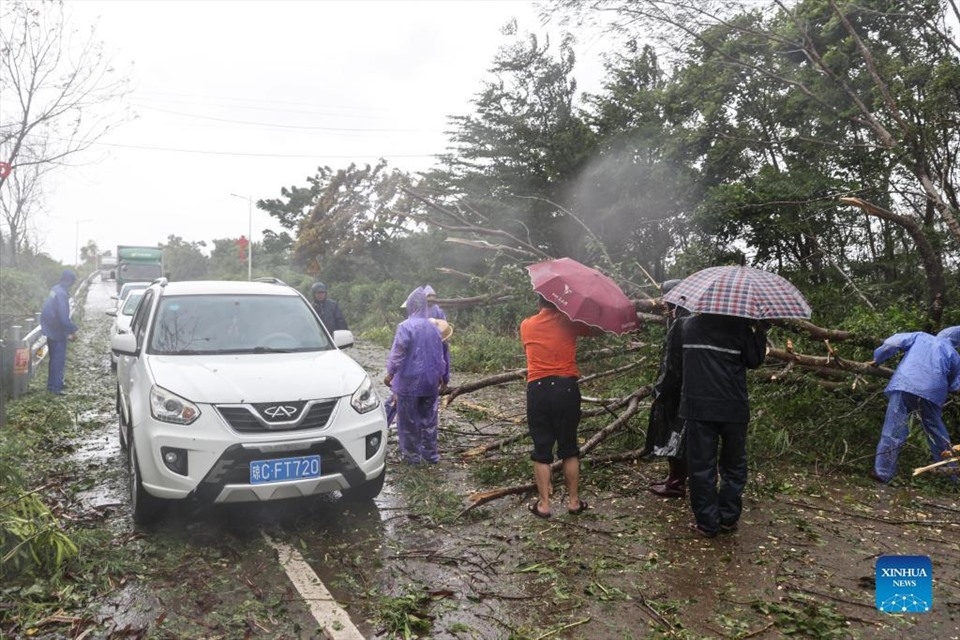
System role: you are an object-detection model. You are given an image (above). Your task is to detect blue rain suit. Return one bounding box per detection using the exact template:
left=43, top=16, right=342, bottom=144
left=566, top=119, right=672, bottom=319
left=872, top=328, right=960, bottom=482
left=40, top=270, right=79, bottom=394
left=386, top=288, right=447, bottom=463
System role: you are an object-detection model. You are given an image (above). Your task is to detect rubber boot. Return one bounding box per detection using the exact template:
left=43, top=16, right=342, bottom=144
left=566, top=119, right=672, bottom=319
left=649, top=458, right=687, bottom=498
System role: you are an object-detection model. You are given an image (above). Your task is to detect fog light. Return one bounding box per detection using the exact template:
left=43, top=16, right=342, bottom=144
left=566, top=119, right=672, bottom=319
left=365, top=433, right=382, bottom=459
left=160, top=446, right=188, bottom=475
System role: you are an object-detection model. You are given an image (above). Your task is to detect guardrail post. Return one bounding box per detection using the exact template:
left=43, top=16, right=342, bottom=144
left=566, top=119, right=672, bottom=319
left=0, top=339, right=7, bottom=427
left=11, top=326, right=29, bottom=398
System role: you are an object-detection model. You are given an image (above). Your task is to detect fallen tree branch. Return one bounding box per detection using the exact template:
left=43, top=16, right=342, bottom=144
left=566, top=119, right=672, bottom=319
left=445, top=370, right=525, bottom=404
left=459, top=393, right=645, bottom=516
left=766, top=348, right=892, bottom=378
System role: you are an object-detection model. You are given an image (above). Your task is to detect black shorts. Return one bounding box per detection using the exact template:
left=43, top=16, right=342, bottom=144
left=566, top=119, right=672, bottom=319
left=526, top=376, right=581, bottom=463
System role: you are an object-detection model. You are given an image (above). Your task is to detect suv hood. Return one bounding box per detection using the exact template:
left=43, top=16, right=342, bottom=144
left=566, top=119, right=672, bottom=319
left=146, top=350, right=368, bottom=403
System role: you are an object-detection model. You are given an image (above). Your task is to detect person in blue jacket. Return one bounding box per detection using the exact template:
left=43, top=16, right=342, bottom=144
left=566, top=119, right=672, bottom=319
left=40, top=270, right=79, bottom=395
left=383, top=287, right=448, bottom=464
left=869, top=326, right=960, bottom=483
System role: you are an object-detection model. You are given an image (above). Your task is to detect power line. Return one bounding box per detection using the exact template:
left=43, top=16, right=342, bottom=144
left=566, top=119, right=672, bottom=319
left=22, top=133, right=446, bottom=159
left=131, top=90, right=396, bottom=118
left=129, top=103, right=436, bottom=133
left=83, top=138, right=443, bottom=159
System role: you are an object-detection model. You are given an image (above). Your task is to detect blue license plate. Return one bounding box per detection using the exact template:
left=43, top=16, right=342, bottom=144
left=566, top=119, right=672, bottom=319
left=250, top=455, right=321, bottom=484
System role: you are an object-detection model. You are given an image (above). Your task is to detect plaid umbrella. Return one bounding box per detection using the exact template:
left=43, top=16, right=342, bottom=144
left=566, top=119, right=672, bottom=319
left=527, top=257, right=639, bottom=335
left=662, top=266, right=812, bottom=320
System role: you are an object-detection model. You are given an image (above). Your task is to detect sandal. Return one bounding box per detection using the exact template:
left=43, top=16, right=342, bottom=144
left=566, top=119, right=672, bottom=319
left=528, top=501, right=551, bottom=519
left=567, top=499, right=589, bottom=515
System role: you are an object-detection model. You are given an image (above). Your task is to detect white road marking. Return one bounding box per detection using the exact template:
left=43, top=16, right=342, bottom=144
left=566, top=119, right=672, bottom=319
left=264, top=533, right=366, bottom=640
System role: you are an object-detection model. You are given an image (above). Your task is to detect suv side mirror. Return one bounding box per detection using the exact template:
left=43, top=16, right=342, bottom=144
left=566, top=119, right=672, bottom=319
left=332, top=329, right=354, bottom=349
left=111, top=332, right=138, bottom=356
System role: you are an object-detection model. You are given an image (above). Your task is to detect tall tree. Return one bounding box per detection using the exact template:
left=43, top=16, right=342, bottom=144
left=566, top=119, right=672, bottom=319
left=551, top=0, right=959, bottom=313
left=0, top=145, right=49, bottom=266
left=0, top=0, right=129, bottom=260
left=577, top=43, right=699, bottom=281
left=289, top=160, right=416, bottom=280
left=159, top=235, right=209, bottom=281
left=427, top=29, right=598, bottom=262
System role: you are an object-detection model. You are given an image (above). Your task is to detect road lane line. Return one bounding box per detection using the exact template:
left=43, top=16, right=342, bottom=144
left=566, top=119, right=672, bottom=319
left=264, top=533, right=366, bottom=640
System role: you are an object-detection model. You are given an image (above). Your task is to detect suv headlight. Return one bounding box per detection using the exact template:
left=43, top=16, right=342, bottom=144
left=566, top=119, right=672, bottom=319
left=350, top=375, right=380, bottom=414
left=150, top=385, right=200, bottom=425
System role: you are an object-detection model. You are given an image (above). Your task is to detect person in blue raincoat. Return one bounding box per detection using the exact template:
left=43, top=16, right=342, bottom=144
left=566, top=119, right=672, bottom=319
left=869, top=326, right=960, bottom=483
left=40, top=270, right=79, bottom=395
left=383, top=287, right=448, bottom=464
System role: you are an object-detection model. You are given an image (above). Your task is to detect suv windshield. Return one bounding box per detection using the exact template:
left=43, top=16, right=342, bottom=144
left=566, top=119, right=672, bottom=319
left=121, top=292, right=144, bottom=316
left=119, top=263, right=162, bottom=281
left=149, top=294, right=332, bottom=355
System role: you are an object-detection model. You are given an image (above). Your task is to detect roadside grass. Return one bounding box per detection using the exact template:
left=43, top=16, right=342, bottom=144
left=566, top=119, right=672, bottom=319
left=0, top=395, right=82, bottom=578
left=371, top=582, right=434, bottom=638
left=0, top=390, right=131, bottom=635
left=389, top=464, right=484, bottom=524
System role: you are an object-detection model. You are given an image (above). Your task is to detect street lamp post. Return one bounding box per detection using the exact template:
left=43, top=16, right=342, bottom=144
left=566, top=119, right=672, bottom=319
left=75, top=218, right=92, bottom=269
left=229, top=193, right=253, bottom=281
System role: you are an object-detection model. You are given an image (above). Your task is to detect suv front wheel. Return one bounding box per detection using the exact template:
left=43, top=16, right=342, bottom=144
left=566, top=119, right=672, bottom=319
left=129, top=437, right=167, bottom=525
left=116, top=383, right=128, bottom=453
left=341, top=467, right=386, bottom=502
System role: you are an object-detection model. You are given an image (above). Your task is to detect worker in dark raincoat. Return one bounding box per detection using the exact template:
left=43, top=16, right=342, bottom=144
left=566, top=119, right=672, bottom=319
left=680, top=314, right=768, bottom=538
left=644, top=279, right=691, bottom=498
left=40, top=269, right=79, bottom=395
left=869, top=326, right=960, bottom=484
left=310, top=282, right=348, bottom=333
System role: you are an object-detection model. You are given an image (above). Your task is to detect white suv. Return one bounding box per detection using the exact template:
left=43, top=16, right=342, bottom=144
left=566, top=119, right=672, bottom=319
left=111, top=278, right=387, bottom=524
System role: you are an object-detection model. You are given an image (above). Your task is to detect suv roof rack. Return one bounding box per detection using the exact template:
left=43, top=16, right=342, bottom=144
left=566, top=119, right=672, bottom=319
left=253, top=277, right=288, bottom=286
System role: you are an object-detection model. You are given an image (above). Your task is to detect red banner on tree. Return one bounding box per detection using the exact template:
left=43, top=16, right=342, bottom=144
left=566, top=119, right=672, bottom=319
left=236, top=235, right=249, bottom=262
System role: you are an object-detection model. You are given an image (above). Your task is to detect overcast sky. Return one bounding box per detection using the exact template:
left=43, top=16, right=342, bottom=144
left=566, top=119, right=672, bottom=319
left=36, top=0, right=607, bottom=266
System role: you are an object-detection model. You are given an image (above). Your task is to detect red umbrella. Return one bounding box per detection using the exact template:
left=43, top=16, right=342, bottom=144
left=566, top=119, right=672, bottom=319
left=662, top=265, right=811, bottom=320
left=527, top=258, right=639, bottom=335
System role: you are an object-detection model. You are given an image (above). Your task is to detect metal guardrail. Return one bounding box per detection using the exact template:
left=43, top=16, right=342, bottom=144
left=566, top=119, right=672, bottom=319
left=0, top=273, right=94, bottom=426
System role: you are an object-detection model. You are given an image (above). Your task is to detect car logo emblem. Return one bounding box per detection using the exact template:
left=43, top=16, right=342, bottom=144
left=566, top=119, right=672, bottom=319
left=263, top=405, right=298, bottom=419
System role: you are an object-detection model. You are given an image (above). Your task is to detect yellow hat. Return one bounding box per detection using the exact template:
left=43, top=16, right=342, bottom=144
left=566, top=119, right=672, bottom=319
left=429, top=318, right=454, bottom=342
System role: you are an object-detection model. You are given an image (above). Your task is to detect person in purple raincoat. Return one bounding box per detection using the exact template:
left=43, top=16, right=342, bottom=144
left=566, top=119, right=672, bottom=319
left=383, top=287, right=449, bottom=464
left=424, top=285, right=447, bottom=320
left=869, top=326, right=960, bottom=484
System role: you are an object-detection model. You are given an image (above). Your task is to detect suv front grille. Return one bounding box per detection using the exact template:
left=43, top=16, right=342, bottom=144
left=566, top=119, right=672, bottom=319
left=217, top=399, right=338, bottom=433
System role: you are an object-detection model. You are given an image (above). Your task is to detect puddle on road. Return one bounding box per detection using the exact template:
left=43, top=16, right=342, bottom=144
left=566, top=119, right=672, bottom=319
left=96, top=582, right=162, bottom=637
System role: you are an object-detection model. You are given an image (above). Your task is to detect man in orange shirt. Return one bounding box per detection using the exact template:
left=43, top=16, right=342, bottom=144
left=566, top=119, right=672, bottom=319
left=520, top=294, right=598, bottom=518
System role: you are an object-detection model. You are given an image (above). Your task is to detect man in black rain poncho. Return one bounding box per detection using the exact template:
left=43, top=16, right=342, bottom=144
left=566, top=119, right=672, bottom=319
left=643, top=280, right=690, bottom=498
left=680, top=313, right=767, bottom=538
